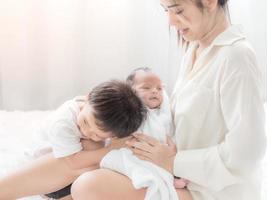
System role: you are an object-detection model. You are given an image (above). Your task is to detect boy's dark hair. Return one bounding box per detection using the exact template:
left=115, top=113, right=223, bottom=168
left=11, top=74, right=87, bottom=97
left=126, top=67, right=152, bottom=86
left=88, top=80, right=147, bottom=138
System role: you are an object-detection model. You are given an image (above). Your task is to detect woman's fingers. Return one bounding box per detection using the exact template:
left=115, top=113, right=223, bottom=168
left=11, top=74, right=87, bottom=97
left=136, top=155, right=150, bottom=162
left=166, top=136, right=176, bottom=150
left=127, top=137, right=138, bottom=143
left=133, top=133, right=159, bottom=146
left=129, top=147, right=151, bottom=161
left=126, top=140, right=152, bottom=153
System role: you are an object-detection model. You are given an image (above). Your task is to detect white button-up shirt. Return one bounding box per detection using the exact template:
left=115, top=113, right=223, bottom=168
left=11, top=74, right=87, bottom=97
left=171, top=25, right=266, bottom=200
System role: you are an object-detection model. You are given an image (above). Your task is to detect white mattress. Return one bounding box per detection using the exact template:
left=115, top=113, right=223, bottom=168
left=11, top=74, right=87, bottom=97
left=0, top=111, right=51, bottom=200
left=0, top=110, right=266, bottom=200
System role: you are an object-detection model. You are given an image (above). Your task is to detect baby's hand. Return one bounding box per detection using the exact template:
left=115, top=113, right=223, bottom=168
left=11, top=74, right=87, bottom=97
left=107, top=136, right=133, bottom=150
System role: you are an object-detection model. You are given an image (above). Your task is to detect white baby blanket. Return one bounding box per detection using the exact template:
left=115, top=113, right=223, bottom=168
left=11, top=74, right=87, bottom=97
left=100, top=92, right=179, bottom=200
left=100, top=148, right=178, bottom=200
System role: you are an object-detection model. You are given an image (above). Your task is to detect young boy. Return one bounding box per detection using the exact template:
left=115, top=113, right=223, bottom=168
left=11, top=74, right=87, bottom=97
left=101, top=68, right=189, bottom=194
left=0, top=80, right=147, bottom=200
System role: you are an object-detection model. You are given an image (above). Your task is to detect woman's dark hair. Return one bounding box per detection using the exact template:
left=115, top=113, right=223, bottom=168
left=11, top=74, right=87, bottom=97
left=88, top=80, right=147, bottom=138
left=196, top=0, right=229, bottom=8
left=218, top=0, right=228, bottom=7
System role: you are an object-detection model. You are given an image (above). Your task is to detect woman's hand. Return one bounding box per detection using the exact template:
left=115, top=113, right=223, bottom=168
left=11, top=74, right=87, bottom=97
left=126, top=133, right=177, bottom=174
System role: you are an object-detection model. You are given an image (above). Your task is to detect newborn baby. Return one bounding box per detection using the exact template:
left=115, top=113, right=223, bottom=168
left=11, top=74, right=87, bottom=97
left=126, top=67, right=189, bottom=189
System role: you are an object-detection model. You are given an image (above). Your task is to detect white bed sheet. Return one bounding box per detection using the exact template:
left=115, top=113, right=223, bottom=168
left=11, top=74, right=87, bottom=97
left=0, top=111, right=51, bottom=200
left=0, top=110, right=267, bottom=200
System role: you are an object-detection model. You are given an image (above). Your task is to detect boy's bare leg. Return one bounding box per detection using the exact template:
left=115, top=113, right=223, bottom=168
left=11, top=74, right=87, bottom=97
left=39, top=139, right=103, bottom=199
left=0, top=153, right=97, bottom=200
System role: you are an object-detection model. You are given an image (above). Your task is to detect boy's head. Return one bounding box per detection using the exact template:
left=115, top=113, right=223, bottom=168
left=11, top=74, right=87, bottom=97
left=127, top=67, right=163, bottom=109
left=77, top=80, right=147, bottom=141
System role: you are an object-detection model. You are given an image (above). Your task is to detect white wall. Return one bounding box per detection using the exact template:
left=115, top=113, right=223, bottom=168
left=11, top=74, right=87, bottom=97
left=0, top=0, right=266, bottom=110
left=0, top=0, right=170, bottom=110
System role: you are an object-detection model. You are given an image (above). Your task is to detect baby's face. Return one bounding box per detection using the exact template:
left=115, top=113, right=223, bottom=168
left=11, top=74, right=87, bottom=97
left=133, top=71, right=163, bottom=109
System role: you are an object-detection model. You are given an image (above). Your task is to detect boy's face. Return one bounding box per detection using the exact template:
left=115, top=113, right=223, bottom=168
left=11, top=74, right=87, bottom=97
left=77, top=103, right=112, bottom=141
left=133, top=71, right=163, bottom=109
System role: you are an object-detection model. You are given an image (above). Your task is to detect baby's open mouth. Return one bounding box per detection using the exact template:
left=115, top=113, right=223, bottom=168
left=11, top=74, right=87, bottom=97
left=149, top=97, right=158, bottom=100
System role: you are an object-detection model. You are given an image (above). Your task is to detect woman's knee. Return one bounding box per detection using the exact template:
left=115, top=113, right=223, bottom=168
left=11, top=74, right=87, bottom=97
left=71, top=171, right=102, bottom=200
left=71, top=169, right=146, bottom=200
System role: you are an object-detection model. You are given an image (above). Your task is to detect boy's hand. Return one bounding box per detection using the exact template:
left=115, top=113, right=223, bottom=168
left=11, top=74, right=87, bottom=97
left=107, top=136, right=133, bottom=151
left=81, top=139, right=105, bottom=151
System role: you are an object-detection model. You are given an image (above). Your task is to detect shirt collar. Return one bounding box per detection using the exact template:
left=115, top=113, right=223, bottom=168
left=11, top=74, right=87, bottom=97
left=211, top=24, right=246, bottom=46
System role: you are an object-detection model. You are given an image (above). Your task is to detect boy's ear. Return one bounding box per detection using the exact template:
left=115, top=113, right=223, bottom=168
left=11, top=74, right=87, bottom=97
left=202, top=0, right=218, bottom=12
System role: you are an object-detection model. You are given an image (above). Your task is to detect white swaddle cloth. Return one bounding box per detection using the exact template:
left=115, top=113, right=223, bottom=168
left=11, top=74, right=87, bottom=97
left=100, top=91, right=179, bottom=200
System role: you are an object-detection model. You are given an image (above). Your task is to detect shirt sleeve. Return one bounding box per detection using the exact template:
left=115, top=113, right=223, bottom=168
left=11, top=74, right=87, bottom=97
left=48, top=119, right=83, bottom=158
left=173, top=46, right=267, bottom=192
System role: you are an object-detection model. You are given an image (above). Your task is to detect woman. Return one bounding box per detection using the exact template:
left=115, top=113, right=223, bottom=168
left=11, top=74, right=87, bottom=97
left=71, top=0, right=266, bottom=199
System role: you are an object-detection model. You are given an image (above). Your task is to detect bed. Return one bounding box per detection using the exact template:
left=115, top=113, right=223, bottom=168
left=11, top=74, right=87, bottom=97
left=0, top=110, right=267, bottom=200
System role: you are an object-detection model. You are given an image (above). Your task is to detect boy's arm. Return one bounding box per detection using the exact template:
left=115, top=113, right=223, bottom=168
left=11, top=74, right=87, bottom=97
left=62, top=137, right=131, bottom=170
left=63, top=147, right=110, bottom=170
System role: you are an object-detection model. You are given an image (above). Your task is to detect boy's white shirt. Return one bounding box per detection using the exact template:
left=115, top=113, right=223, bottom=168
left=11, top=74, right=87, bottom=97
left=100, top=91, right=179, bottom=200
left=29, top=98, right=84, bottom=158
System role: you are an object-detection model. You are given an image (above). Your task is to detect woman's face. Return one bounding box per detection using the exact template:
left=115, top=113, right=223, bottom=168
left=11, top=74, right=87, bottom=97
left=161, top=0, right=210, bottom=41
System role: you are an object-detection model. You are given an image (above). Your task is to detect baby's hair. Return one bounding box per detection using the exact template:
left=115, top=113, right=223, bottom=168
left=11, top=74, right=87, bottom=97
left=87, top=80, right=147, bottom=138
left=126, top=67, right=152, bottom=86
